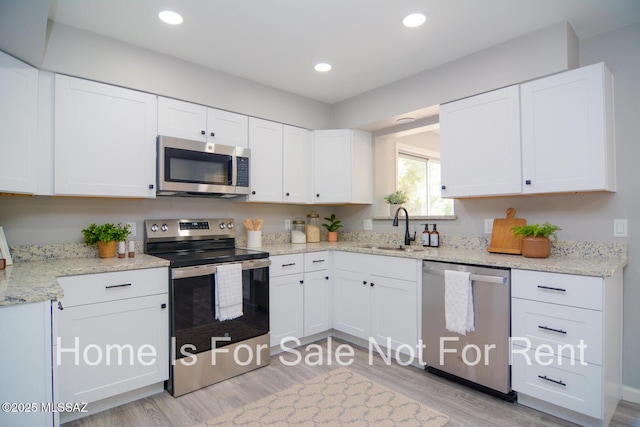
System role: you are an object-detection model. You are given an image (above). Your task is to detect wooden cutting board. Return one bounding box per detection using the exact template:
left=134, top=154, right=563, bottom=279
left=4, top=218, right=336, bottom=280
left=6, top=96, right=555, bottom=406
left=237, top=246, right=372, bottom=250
left=488, top=208, right=526, bottom=254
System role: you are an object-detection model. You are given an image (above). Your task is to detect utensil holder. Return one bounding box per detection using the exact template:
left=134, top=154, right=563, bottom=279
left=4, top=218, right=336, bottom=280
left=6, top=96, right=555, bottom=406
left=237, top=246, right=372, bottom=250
left=247, top=230, right=262, bottom=248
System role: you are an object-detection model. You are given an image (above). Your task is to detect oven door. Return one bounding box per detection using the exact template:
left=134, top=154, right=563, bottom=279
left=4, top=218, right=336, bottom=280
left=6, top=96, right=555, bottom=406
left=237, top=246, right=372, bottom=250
left=170, top=258, right=269, bottom=360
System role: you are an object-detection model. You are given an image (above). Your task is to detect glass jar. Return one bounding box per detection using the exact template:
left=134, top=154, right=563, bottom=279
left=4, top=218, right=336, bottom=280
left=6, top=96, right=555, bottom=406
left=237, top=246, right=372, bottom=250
left=291, top=217, right=306, bottom=244
left=306, top=211, right=320, bottom=243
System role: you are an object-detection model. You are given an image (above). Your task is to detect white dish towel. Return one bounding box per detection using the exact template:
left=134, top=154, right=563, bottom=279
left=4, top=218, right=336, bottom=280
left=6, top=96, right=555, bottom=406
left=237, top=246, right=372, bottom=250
left=444, top=270, right=475, bottom=335
left=215, top=263, right=243, bottom=321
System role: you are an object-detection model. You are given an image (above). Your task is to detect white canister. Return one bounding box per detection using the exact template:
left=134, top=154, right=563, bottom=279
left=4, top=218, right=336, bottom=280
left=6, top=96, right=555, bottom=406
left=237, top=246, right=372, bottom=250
left=247, top=230, right=262, bottom=248
left=118, top=241, right=126, bottom=258
left=291, top=217, right=306, bottom=244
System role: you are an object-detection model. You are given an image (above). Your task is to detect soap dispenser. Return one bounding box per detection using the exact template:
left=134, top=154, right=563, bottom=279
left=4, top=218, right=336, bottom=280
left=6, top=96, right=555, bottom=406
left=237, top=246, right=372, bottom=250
left=421, top=224, right=430, bottom=247
left=430, top=224, right=440, bottom=247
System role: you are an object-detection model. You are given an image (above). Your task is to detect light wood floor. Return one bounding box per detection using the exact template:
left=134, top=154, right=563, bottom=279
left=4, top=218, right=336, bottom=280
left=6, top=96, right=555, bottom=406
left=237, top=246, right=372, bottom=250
left=66, top=338, right=640, bottom=426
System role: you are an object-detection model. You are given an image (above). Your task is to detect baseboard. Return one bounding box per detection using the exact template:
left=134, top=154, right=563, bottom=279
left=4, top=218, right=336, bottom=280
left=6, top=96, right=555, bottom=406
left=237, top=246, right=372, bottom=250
left=623, top=385, right=640, bottom=404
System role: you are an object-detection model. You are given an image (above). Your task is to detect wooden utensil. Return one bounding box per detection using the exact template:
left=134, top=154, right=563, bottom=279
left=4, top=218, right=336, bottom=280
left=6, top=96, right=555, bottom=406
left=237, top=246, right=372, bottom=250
left=488, top=208, right=526, bottom=254
left=255, top=219, right=263, bottom=231
left=243, top=218, right=255, bottom=231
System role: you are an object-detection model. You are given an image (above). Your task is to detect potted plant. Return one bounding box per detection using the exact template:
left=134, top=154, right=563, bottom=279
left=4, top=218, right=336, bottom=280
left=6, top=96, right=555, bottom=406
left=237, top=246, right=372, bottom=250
left=511, top=222, right=561, bottom=258
left=384, top=190, right=408, bottom=216
left=322, top=214, right=342, bottom=242
left=82, top=223, right=131, bottom=258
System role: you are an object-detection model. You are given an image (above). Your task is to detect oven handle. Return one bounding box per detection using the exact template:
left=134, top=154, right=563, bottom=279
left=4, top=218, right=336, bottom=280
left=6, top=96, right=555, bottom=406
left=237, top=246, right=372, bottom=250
left=172, top=258, right=270, bottom=279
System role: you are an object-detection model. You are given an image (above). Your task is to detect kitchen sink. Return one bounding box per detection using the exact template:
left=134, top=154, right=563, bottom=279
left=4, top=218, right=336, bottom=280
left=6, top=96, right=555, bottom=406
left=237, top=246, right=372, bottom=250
left=362, top=244, right=427, bottom=253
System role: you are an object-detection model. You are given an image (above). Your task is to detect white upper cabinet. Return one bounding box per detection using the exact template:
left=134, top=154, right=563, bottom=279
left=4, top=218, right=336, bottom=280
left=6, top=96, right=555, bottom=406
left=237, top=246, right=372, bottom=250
left=312, top=129, right=372, bottom=204
left=54, top=75, right=157, bottom=198
left=248, top=117, right=283, bottom=202
left=520, top=62, right=615, bottom=194
left=158, top=97, right=248, bottom=147
left=439, top=86, right=522, bottom=198
left=439, top=62, right=615, bottom=198
left=0, top=51, right=38, bottom=194
left=283, top=125, right=310, bottom=204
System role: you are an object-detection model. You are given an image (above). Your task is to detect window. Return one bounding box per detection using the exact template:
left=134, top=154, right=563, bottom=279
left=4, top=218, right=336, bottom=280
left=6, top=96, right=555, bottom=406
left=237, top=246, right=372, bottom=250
left=397, top=151, right=454, bottom=216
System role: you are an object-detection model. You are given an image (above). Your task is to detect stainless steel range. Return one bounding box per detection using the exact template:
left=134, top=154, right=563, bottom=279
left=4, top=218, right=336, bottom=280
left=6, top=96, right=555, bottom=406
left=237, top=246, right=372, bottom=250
left=144, top=218, right=270, bottom=397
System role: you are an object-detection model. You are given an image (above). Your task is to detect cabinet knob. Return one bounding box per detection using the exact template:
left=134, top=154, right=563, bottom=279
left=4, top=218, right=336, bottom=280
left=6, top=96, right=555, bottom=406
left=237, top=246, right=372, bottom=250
left=362, top=280, right=367, bottom=285
left=201, top=130, right=206, bottom=135
left=325, top=276, right=329, bottom=280
left=149, top=184, right=155, bottom=189
left=525, top=180, right=532, bottom=185
left=370, top=282, right=375, bottom=287
left=285, top=192, right=290, bottom=196
left=299, top=280, right=304, bottom=285
left=316, top=193, right=320, bottom=198
left=441, top=185, right=446, bottom=190
left=57, top=301, right=63, bottom=311
left=210, top=132, right=215, bottom=137
left=251, top=191, right=256, bottom=195
left=161, top=303, right=167, bottom=309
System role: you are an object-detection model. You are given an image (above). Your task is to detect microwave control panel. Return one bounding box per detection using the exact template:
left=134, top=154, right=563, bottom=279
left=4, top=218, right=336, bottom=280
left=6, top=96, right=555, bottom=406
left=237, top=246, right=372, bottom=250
left=237, top=157, right=249, bottom=187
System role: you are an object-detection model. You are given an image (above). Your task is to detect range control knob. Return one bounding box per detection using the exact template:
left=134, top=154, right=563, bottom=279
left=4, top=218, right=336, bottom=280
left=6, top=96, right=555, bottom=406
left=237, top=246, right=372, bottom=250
left=227, top=222, right=234, bottom=229
left=219, top=223, right=226, bottom=230
left=150, top=224, right=159, bottom=232
left=161, top=224, right=169, bottom=232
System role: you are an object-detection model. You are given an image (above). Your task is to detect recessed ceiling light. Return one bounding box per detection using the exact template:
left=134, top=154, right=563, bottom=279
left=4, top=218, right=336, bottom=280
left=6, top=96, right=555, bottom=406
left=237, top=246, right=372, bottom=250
left=403, top=13, right=426, bottom=28
left=314, top=63, right=332, bottom=72
left=397, top=117, right=416, bottom=124
left=159, top=10, right=183, bottom=25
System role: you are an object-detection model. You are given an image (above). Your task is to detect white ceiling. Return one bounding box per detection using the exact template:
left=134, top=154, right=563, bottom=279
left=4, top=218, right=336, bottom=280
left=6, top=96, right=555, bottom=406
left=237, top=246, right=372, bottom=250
left=48, top=0, right=640, bottom=105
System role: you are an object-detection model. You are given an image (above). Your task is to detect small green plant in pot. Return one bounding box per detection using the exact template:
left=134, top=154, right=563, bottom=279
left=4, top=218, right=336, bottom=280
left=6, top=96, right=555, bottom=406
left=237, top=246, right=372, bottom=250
left=384, top=190, right=408, bottom=216
left=322, top=214, right=342, bottom=242
left=511, top=222, right=561, bottom=258
left=82, top=223, right=131, bottom=258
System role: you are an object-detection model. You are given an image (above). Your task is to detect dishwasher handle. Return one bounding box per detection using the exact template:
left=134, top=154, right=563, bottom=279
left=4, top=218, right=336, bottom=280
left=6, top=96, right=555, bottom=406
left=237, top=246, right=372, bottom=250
left=423, top=266, right=507, bottom=284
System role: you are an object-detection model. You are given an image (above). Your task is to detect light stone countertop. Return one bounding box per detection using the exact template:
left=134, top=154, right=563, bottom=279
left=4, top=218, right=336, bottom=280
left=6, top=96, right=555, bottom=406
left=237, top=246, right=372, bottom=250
left=248, top=241, right=628, bottom=277
left=0, top=254, right=169, bottom=307
left=1, top=240, right=626, bottom=307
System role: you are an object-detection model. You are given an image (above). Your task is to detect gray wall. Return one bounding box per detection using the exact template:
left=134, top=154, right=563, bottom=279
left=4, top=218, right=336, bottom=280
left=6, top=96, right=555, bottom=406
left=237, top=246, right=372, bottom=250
left=337, top=23, right=640, bottom=391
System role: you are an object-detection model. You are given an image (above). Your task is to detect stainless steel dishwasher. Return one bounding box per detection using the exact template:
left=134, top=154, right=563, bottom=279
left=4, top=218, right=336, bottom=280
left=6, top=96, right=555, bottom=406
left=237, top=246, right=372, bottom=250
left=422, top=261, right=516, bottom=402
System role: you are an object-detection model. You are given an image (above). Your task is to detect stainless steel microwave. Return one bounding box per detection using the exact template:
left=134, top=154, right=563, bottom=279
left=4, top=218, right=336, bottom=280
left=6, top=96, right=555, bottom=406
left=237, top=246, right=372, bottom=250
left=156, top=135, right=250, bottom=198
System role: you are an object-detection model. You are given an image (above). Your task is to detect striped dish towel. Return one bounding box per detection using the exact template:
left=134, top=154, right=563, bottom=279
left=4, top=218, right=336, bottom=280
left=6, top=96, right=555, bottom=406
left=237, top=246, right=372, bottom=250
left=215, top=263, right=243, bottom=321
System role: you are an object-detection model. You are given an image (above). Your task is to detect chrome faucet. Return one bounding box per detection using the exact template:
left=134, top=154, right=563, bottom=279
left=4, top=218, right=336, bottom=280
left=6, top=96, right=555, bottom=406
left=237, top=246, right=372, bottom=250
left=392, top=207, right=416, bottom=246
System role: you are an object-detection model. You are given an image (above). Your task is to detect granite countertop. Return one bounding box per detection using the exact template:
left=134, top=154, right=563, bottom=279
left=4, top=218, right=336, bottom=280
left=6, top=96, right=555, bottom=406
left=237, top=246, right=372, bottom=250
left=0, top=254, right=169, bottom=307
left=1, top=238, right=627, bottom=308
left=253, top=241, right=628, bottom=277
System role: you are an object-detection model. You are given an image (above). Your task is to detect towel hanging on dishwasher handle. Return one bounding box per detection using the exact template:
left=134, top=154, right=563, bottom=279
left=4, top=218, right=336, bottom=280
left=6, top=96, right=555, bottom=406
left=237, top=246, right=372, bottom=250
left=444, top=270, right=475, bottom=335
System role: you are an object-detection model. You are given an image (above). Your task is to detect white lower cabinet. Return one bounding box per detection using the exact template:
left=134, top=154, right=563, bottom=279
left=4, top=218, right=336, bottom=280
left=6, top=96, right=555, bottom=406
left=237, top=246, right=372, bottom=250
left=511, top=269, right=623, bottom=427
left=332, top=252, right=418, bottom=354
left=269, top=252, right=331, bottom=347
left=54, top=268, right=169, bottom=422
left=0, top=301, right=53, bottom=427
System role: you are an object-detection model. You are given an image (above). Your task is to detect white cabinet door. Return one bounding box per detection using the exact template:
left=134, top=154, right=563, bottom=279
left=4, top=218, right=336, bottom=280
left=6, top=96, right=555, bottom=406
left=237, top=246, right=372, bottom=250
left=312, top=129, right=351, bottom=203
left=369, top=275, right=418, bottom=353
left=248, top=117, right=283, bottom=202
left=283, top=125, right=310, bottom=204
left=158, top=97, right=207, bottom=142
left=55, top=293, right=169, bottom=405
left=332, top=269, right=370, bottom=340
left=0, top=302, right=53, bottom=427
left=521, top=63, right=615, bottom=194
left=206, top=108, right=248, bottom=148
left=269, top=273, right=304, bottom=347
left=54, top=75, right=157, bottom=198
left=0, top=51, right=38, bottom=194
left=303, top=270, right=331, bottom=336
left=439, top=85, right=522, bottom=198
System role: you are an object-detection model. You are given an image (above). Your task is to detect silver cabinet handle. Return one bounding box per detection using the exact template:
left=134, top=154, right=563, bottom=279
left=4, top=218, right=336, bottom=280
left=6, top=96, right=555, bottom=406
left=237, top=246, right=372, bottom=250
left=423, top=267, right=507, bottom=284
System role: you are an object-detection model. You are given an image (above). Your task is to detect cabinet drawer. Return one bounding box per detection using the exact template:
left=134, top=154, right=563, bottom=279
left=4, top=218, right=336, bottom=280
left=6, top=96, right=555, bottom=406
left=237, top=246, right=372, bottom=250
left=269, top=254, right=304, bottom=277
left=512, top=298, right=602, bottom=365
left=57, top=268, right=168, bottom=307
left=512, top=347, right=602, bottom=419
left=512, top=269, right=603, bottom=310
left=334, top=252, right=416, bottom=281
left=304, top=251, right=330, bottom=272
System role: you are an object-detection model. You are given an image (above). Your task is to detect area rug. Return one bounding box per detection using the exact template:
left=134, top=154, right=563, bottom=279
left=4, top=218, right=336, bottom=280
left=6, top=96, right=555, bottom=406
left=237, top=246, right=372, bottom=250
left=199, top=368, right=449, bottom=426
